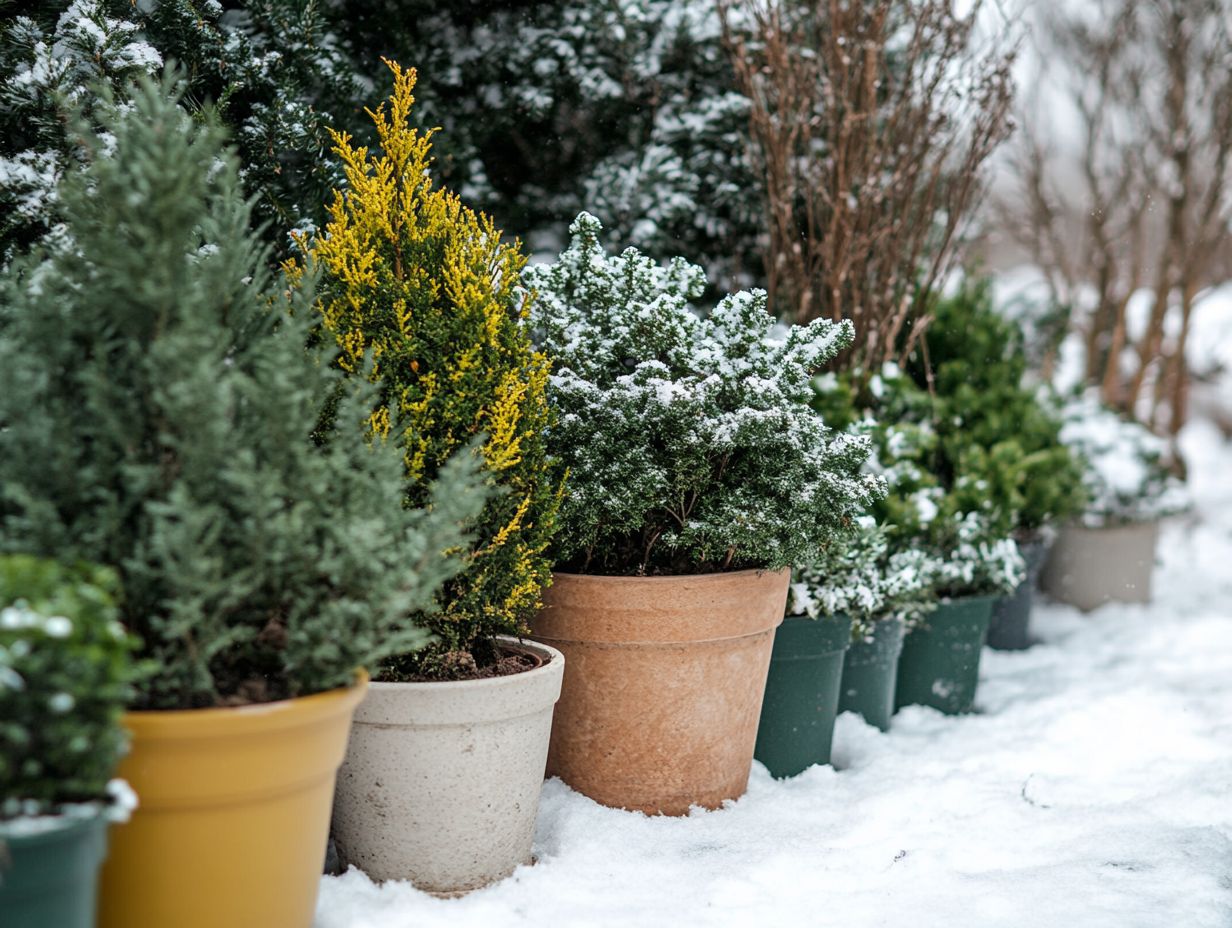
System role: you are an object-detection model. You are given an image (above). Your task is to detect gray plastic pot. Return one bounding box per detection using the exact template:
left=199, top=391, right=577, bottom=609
left=987, top=538, right=1051, bottom=651
left=331, top=637, right=563, bottom=895
left=1040, top=521, right=1160, bottom=612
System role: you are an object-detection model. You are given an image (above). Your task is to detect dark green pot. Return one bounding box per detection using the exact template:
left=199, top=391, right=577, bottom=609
left=987, top=539, right=1051, bottom=651
left=895, top=595, right=997, bottom=715
left=0, top=809, right=109, bottom=928
left=838, top=617, right=906, bottom=732
left=754, top=613, right=852, bottom=778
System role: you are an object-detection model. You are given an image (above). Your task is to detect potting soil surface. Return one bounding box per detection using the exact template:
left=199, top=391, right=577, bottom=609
left=316, top=420, right=1232, bottom=928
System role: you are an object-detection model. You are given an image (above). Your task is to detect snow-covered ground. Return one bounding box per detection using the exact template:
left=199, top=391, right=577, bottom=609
left=316, top=422, right=1232, bottom=928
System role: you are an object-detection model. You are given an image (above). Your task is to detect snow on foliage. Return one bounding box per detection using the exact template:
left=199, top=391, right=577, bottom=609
left=526, top=212, right=884, bottom=575
left=398, top=0, right=759, bottom=289
left=1060, top=393, right=1189, bottom=527
left=789, top=517, right=939, bottom=637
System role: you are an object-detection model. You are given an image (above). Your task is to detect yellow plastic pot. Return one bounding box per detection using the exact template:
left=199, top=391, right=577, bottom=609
left=98, top=673, right=368, bottom=928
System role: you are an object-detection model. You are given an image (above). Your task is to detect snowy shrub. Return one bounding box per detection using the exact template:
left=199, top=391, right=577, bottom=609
left=0, top=556, right=134, bottom=821
left=0, top=0, right=363, bottom=264
left=907, top=280, right=1088, bottom=538
left=0, top=1, right=163, bottom=263
left=813, top=368, right=1025, bottom=599
left=525, top=212, right=884, bottom=576
left=338, top=0, right=761, bottom=291
left=0, top=77, right=486, bottom=709
left=789, top=518, right=939, bottom=637
left=1060, top=394, right=1189, bottom=527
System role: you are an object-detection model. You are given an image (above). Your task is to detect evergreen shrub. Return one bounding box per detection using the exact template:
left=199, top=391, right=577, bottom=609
left=788, top=518, right=938, bottom=638
left=0, top=76, right=486, bottom=709
left=0, top=556, right=134, bottom=820
left=525, top=212, right=884, bottom=576
left=813, top=367, right=1025, bottom=600
left=1059, top=394, right=1189, bottom=527
left=907, top=280, right=1088, bottom=538
left=295, top=61, right=559, bottom=680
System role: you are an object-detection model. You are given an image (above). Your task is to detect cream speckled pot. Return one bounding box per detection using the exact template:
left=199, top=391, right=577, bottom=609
left=330, top=637, right=563, bottom=895
left=1040, top=521, right=1160, bottom=612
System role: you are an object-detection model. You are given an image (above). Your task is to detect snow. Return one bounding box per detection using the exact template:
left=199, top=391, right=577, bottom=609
left=316, top=421, right=1232, bottom=928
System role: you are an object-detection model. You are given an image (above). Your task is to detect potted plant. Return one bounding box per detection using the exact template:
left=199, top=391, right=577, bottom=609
left=895, top=511, right=1024, bottom=715
left=912, top=282, right=1087, bottom=649
left=292, top=62, right=565, bottom=894
left=0, top=79, right=484, bottom=928
left=524, top=213, right=883, bottom=814
left=1041, top=394, right=1189, bottom=611
left=819, top=367, right=1024, bottom=716
left=759, top=516, right=936, bottom=771
left=0, top=557, right=134, bottom=928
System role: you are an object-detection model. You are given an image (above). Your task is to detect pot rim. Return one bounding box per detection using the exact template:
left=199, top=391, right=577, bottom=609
left=366, top=636, right=563, bottom=692
left=0, top=803, right=108, bottom=844
left=550, top=566, right=790, bottom=584
left=120, top=670, right=369, bottom=738
left=937, top=593, right=1001, bottom=608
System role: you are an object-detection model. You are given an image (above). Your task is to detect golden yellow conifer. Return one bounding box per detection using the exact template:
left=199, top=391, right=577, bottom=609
left=294, top=60, right=558, bottom=677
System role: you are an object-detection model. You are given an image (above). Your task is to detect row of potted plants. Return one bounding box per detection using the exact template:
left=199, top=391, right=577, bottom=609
left=0, top=69, right=1186, bottom=927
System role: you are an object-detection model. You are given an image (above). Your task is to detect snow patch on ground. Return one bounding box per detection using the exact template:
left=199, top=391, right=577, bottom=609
left=316, top=422, right=1232, bottom=928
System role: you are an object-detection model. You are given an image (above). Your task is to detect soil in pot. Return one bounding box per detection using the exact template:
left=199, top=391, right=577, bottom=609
left=0, top=809, right=109, bottom=928
left=330, top=638, right=564, bottom=895
left=754, top=613, right=852, bottom=778
left=838, top=617, right=906, bottom=732
left=895, top=595, right=996, bottom=715
left=1041, top=521, right=1160, bottom=612
left=987, top=538, right=1052, bottom=651
left=97, top=674, right=367, bottom=928
left=531, top=568, right=789, bottom=816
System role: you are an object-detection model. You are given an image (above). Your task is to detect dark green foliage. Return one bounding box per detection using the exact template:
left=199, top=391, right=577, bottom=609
left=0, top=0, right=362, bottom=264
left=0, top=556, right=135, bottom=818
left=812, top=368, right=1024, bottom=598
left=907, top=280, right=1087, bottom=535
left=333, top=0, right=761, bottom=292
left=0, top=76, right=487, bottom=709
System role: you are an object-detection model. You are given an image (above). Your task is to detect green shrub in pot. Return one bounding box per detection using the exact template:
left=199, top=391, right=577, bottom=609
left=0, top=556, right=135, bottom=927
left=0, top=76, right=488, bottom=926
left=0, top=76, right=486, bottom=710
left=521, top=211, right=883, bottom=810
left=813, top=366, right=1023, bottom=714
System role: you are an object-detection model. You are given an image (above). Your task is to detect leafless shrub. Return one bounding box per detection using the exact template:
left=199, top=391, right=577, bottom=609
left=720, top=0, right=1016, bottom=374
left=1004, top=0, right=1232, bottom=435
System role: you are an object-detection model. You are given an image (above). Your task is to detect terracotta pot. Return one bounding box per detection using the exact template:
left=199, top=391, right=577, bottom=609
left=0, top=808, right=108, bottom=928
left=98, top=674, right=367, bottom=928
left=532, top=568, right=789, bottom=815
left=1040, top=521, right=1160, bottom=612
left=330, top=637, right=563, bottom=895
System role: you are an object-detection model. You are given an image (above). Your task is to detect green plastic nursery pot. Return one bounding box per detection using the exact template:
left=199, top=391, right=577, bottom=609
left=754, top=613, right=852, bottom=778
left=838, top=617, right=906, bottom=732
left=895, top=595, right=997, bottom=715
left=987, top=539, right=1051, bottom=652
left=0, top=810, right=109, bottom=928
